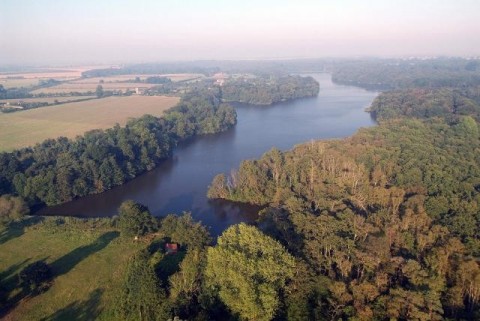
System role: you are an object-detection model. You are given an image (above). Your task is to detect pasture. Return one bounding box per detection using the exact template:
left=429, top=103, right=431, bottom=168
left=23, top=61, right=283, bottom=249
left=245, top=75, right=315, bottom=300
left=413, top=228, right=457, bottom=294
left=0, top=95, right=179, bottom=151
left=0, top=218, right=143, bottom=321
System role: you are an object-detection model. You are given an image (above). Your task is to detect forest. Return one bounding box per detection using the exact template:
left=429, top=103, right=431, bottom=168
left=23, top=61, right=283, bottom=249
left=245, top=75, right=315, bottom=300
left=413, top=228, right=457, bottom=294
left=208, top=119, right=480, bottom=320
left=206, top=66, right=480, bottom=320
left=368, top=87, right=480, bottom=122
left=331, top=58, right=480, bottom=90
left=220, top=75, right=320, bottom=105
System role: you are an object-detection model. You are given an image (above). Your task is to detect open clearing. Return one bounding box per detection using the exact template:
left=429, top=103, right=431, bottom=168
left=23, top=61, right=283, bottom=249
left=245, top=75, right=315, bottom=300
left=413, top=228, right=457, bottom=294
left=0, top=219, right=142, bottom=321
left=0, top=95, right=179, bottom=151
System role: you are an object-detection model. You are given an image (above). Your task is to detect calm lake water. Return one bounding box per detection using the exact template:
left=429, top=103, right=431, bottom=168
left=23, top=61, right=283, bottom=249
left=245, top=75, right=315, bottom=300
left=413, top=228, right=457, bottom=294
left=37, top=74, right=377, bottom=235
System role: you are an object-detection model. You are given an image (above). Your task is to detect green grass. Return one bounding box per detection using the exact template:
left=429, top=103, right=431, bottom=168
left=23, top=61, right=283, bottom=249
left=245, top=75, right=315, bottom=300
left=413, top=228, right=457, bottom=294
left=0, top=217, right=143, bottom=321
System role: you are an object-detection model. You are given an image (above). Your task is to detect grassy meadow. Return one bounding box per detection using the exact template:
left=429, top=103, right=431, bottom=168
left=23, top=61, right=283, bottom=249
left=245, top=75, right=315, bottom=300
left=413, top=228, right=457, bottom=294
left=0, top=217, right=143, bottom=321
left=0, top=95, right=179, bottom=151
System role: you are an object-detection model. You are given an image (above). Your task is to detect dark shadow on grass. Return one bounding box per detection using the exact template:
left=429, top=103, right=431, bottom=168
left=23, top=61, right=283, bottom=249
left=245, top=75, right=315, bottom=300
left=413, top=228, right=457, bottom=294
left=0, top=257, right=50, bottom=319
left=0, top=259, right=31, bottom=284
left=40, top=288, right=104, bottom=321
left=0, top=216, right=44, bottom=245
left=50, top=231, right=119, bottom=277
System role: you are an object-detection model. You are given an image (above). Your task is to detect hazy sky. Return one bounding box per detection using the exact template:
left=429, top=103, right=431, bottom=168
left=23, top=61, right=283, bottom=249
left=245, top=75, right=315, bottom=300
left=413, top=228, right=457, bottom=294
left=1, top=0, right=479, bottom=65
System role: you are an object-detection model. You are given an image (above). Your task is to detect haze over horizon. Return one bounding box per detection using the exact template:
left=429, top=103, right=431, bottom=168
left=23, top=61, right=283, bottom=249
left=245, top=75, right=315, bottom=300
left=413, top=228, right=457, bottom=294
left=1, top=0, right=479, bottom=66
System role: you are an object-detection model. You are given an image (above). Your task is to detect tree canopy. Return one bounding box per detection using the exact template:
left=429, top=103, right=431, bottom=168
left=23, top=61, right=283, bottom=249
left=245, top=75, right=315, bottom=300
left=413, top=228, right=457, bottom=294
left=118, top=200, right=157, bottom=238
left=206, top=223, right=295, bottom=321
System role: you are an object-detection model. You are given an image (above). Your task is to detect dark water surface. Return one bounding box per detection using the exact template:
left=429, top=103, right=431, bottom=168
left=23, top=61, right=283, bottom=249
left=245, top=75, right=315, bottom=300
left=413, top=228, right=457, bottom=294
left=37, top=74, right=377, bottom=235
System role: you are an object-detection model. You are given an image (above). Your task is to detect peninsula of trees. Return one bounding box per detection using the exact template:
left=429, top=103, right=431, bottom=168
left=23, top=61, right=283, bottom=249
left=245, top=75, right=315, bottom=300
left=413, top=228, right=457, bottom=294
left=220, top=75, right=319, bottom=105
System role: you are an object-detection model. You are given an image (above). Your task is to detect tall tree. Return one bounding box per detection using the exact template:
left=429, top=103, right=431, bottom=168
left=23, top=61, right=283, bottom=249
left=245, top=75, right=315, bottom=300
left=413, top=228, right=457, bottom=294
left=118, top=200, right=157, bottom=238
left=206, top=223, right=295, bottom=321
left=0, top=194, right=29, bottom=225
left=95, top=85, right=104, bottom=98
left=115, top=250, right=169, bottom=321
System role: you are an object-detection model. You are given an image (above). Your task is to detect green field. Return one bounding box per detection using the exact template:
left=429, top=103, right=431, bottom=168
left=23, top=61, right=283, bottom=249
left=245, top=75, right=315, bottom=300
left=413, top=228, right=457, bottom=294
left=0, top=218, right=143, bottom=321
left=0, top=95, right=179, bottom=151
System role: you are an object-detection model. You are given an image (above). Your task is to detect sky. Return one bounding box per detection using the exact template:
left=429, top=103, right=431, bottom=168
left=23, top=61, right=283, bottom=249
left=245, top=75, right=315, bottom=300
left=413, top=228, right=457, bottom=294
left=1, top=0, right=479, bottom=65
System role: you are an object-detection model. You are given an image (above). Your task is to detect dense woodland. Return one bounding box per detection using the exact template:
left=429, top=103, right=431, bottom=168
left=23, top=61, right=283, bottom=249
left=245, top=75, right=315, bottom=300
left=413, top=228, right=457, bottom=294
left=206, top=63, right=480, bottom=320
left=368, top=87, right=480, bottom=122
left=221, top=75, right=319, bottom=105
left=207, top=117, right=480, bottom=320
left=331, top=58, right=480, bottom=90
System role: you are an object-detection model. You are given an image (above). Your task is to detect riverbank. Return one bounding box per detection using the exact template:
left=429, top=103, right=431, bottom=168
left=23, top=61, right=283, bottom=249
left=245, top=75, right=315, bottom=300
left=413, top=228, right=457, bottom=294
left=36, top=74, right=377, bottom=236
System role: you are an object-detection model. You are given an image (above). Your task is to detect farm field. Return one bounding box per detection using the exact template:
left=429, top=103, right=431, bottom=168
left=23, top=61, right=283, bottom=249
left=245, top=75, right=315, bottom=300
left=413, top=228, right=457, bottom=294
left=31, top=73, right=204, bottom=94
left=0, top=78, right=46, bottom=89
left=0, top=95, right=179, bottom=151
left=0, top=66, right=112, bottom=89
left=0, top=96, right=96, bottom=104
left=0, top=218, right=142, bottom=321
left=76, top=73, right=204, bottom=84
left=31, top=82, right=157, bottom=94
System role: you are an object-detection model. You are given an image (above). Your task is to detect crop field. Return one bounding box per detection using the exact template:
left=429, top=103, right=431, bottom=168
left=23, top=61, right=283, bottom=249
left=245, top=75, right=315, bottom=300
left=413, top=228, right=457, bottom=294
left=30, top=73, right=204, bottom=94
left=76, top=73, right=204, bottom=84
left=0, top=96, right=96, bottom=104
left=0, top=95, right=179, bottom=151
left=0, top=66, right=113, bottom=89
left=0, top=78, right=45, bottom=89
left=31, top=82, right=157, bottom=94
left=0, top=66, right=112, bottom=79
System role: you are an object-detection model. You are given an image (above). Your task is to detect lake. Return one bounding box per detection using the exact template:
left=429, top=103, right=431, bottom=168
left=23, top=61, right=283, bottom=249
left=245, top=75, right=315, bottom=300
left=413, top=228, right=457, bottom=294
left=37, top=74, right=377, bottom=235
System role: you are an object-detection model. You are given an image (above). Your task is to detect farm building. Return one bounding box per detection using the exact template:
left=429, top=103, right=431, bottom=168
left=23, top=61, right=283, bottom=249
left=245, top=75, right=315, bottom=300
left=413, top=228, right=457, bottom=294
left=165, top=243, right=178, bottom=255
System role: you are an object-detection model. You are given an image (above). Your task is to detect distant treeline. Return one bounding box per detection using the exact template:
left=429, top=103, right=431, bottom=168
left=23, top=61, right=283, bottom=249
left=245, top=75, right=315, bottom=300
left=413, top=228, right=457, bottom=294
left=221, top=75, right=319, bottom=105
left=144, top=75, right=320, bottom=105
left=0, top=85, right=32, bottom=100
left=82, top=64, right=220, bottom=78
left=0, top=89, right=236, bottom=207
left=369, top=86, right=480, bottom=121
left=207, top=62, right=480, bottom=319
left=331, top=58, right=480, bottom=90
